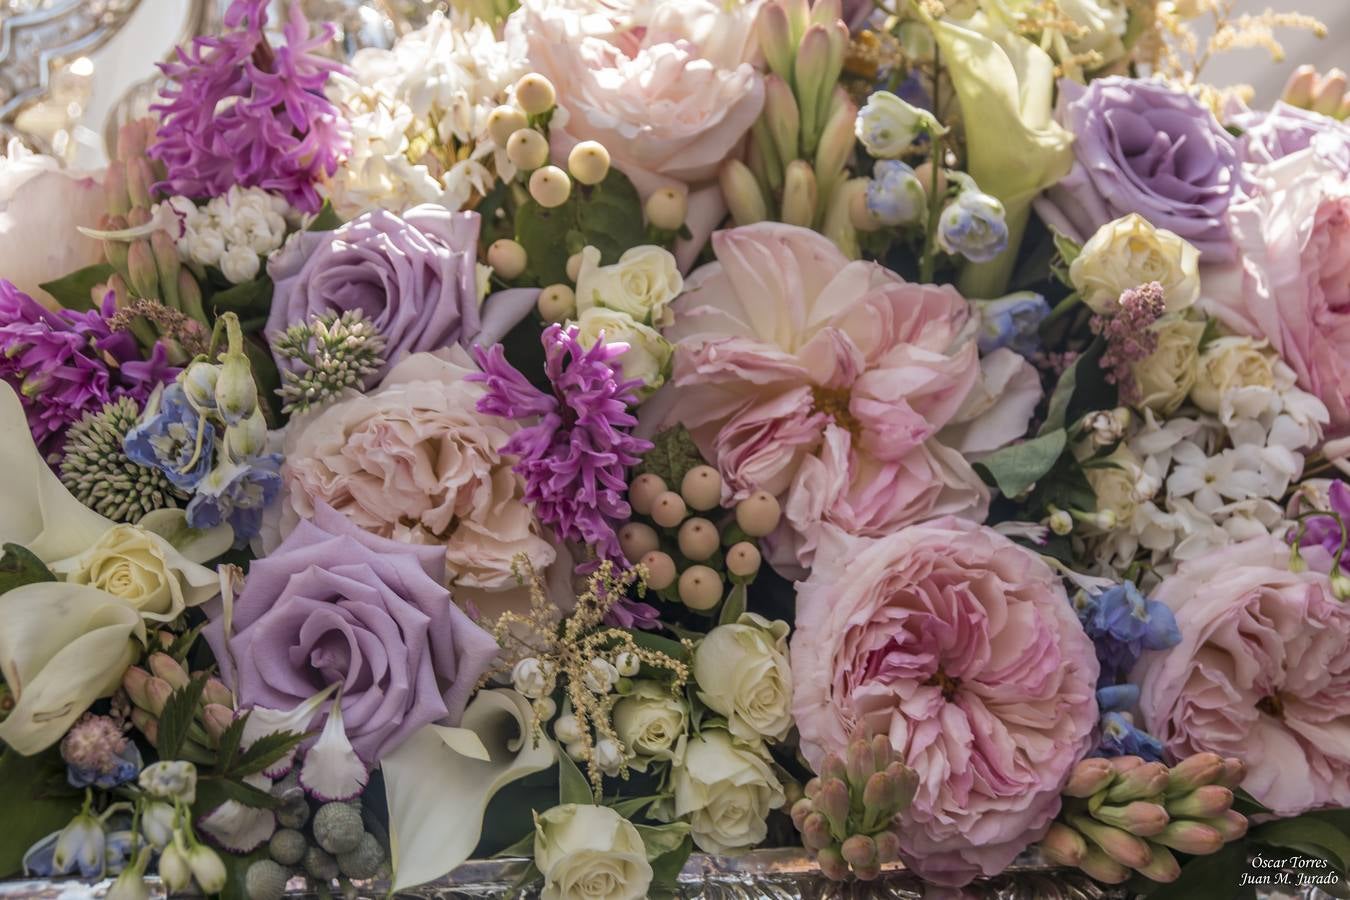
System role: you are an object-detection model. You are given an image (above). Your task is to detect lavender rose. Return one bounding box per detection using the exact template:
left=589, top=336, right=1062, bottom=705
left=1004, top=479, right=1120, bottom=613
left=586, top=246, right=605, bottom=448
left=1038, top=77, right=1245, bottom=260
left=267, top=205, right=482, bottom=379
left=204, top=502, right=498, bottom=765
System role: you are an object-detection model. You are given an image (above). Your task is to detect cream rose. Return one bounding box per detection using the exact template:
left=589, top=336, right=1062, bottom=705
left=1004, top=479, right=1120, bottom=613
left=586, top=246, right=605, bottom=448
left=573, top=307, right=673, bottom=395
left=1069, top=214, right=1201, bottom=315
left=0, top=582, right=144, bottom=754
left=1132, top=316, right=1204, bottom=415
left=692, top=613, right=793, bottom=743
left=612, top=681, right=688, bottom=767
left=669, top=730, right=785, bottom=854
left=52, top=524, right=219, bottom=623
left=1191, top=336, right=1277, bottom=415
left=533, top=804, right=653, bottom=900
left=574, top=245, right=683, bottom=326
left=1085, top=446, right=1145, bottom=530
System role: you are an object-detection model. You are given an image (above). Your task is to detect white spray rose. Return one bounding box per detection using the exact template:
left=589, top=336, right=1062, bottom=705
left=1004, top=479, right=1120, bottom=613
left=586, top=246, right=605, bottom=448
left=1069, top=214, right=1200, bottom=315
left=573, top=307, right=673, bottom=395
left=533, top=804, right=653, bottom=900
left=612, top=681, right=688, bottom=767
left=51, top=524, right=219, bottom=623
left=1132, top=316, right=1205, bottom=416
left=692, top=613, right=793, bottom=742
left=574, top=245, right=683, bottom=325
left=1085, top=445, right=1146, bottom=530
left=1191, top=336, right=1278, bottom=415
left=670, top=730, right=785, bottom=854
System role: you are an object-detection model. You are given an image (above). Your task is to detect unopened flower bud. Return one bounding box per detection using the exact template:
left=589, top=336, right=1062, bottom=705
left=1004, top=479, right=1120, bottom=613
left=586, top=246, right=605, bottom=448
left=553, top=714, right=583, bottom=745
left=874, top=829, right=902, bottom=863
left=815, top=776, right=850, bottom=836
left=804, top=777, right=821, bottom=800
left=158, top=844, right=192, bottom=893
left=1108, top=755, right=1145, bottom=774
left=151, top=231, right=182, bottom=306
left=188, top=844, right=228, bottom=894
left=144, top=676, right=174, bottom=717
left=1095, top=801, right=1169, bottom=837
left=202, top=677, right=233, bottom=708
left=1071, top=816, right=1153, bottom=869
left=645, top=188, right=688, bottom=231
left=1216, top=757, right=1247, bottom=789
left=131, top=709, right=159, bottom=745
left=182, top=362, right=220, bottom=412
left=1283, top=64, right=1319, bottom=107
left=885, top=761, right=919, bottom=810
left=127, top=159, right=156, bottom=210
left=122, top=666, right=154, bottom=710
left=565, top=250, right=585, bottom=282
left=506, top=128, right=550, bottom=171
left=1166, top=785, right=1233, bottom=819
left=1077, top=845, right=1130, bottom=884
left=790, top=797, right=814, bottom=830
left=1106, top=761, right=1169, bottom=803
left=678, top=565, right=723, bottom=610
left=515, top=73, right=556, bottom=115
left=1040, top=821, right=1088, bottom=866
left=1313, top=68, right=1347, bottom=117
left=488, top=238, right=527, bottom=280
left=202, top=704, right=235, bottom=744
left=537, top=283, right=576, bottom=323
left=720, top=159, right=768, bottom=226
left=529, top=166, right=572, bottom=209
left=735, top=490, right=781, bottom=537
left=1198, top=809, right=1248, bottom=843
left=819, top=752, right=847, bottom=782
left=226, top=407, right=269, bottom=459
left=140, top=801, right=176, bottom=849
left=613, top=651, right=640, bottom=678
left=677, top=517, right=719, bottom=562
left=846, top=737, right=875, bottom=783
left=1166, top=752, right=1224, bottom=794
left=639, top=550, right=677, bottom=591
left=619, top=522, right=660, bottom=563
left=1064, top=757, right=1116, bottom=798
left=105, top=167, right=131, bottom=218
left=126, top=240, right=159, bottom=299
left=1048, top=509, right=1074, bottom=535
left=215, top=351, right=258, bottom=426
left=862, top=770, right=892, bottom=814
left=840, top=834, right=877, bottom=869
left=800, top=811, right=833, bottom=851
left=726, top=542, right=762, bottom=578
left=781, top=160, right=818, bottom=228
left=815, top=846, right=850, bottom=881
left=487, top=105, right=529, bottom=146
left=1331, top=570, right=1350, bottom=600
left=1136, top=842, right=1181, bottom=883
left=1153, top=819, right=1223, bottom=856
left=567, top=141, right=610, bottom=186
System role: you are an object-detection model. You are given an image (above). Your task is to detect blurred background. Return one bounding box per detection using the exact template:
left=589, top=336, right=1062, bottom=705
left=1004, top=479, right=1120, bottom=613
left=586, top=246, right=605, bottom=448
left=2, top=0, right=1347, bottom=167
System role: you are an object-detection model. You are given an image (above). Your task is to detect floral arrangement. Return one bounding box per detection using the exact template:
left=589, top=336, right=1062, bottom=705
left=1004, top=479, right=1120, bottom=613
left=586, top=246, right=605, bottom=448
left=1, top=0, right=1349, bottom=897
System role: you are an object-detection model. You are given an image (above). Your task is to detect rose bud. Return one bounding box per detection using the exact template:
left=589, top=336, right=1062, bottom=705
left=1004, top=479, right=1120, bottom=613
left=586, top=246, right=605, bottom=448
left=1152, top=820, right=1224, bottom=856
left=1166, top=785, right=1233, bottom=819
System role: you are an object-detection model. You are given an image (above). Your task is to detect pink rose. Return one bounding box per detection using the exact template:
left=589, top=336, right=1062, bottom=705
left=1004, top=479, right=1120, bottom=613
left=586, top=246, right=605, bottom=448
left=509, top=0, right=765, bottom=268
left=663, top=223, right=1032, bottom=574
left=1135, top=536, right=1350, bottom=817
left=273, top=347, right=557, bottom=615
left=792, top=520, right=1099, bottom=886
left=1202, top=150, right=1350, bottom=431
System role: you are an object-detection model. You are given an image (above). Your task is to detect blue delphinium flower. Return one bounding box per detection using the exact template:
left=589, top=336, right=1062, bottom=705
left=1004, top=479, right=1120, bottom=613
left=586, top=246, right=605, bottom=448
left=187, top=453, right=283, bottom=546
left=124, top=383, right=215, bottom=491
left=1076, top=581, right=1181, bottom=684
left=936, top=188, right=1008, bottom=262
left=866, top=160, right=927, bottom=227
left=975, top=292, right=1051, bottom=357
left=24, top=808, right=106, bottom=878
left=1097, top=711, right=1166, bottom=762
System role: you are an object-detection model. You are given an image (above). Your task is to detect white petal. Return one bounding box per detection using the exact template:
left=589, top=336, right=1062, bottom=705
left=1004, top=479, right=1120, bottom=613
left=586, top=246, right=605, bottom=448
left=242, top=684, right=338, bottom=778
left=300, top=700, right=368, bottom=802
left=198, top=774, right=276, bottom=853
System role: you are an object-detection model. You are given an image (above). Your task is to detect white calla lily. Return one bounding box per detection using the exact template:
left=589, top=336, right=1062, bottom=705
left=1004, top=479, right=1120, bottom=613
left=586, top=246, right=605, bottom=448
left=0, top=582, right=145, bottom=754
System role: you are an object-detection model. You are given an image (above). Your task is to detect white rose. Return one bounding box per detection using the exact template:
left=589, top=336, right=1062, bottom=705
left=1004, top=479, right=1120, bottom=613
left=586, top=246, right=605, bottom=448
left=1069, top=214, right=1200, bottom=315
left=574, top=245, right=683, bottom=325
left=51, top=524, right=218, bottom=623
left=1132, top=316, right=1205, bottom=415
left=854, top=90, right=945, bottom=159
left=219, top=244, right=262, bottom=284
left=1191, top=336, right=1277, bottom=415
left=0, top=582, right=144, bottom=754
left=692, top=613, right=792, bottom=742
left=612, top=681, right=688, bottom=767
left=572, top=307, right=673, bottom=395
left=533, top=804, right=653, bottom=900
left=669, top=730, right=785, bottom=854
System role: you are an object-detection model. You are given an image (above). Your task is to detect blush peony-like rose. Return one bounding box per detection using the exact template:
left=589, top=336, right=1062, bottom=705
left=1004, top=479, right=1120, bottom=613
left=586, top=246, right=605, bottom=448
left=1136, top=535, right=1350, bottom=817
left=791, top=520, right=1100, bottom=886
left=273, top=347, right=556, bottom=611
left=662, top=223, right=1035, bottom=575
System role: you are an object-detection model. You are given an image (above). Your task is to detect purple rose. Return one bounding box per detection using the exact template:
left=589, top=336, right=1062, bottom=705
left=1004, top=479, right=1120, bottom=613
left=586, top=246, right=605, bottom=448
left=1039, top=77, right=1245, bottom=260
left=204, top=503, right=498, bottom=765
left=1229, top=101, right=1350, bottom=173
left=267, top=205, right=482, bottom=380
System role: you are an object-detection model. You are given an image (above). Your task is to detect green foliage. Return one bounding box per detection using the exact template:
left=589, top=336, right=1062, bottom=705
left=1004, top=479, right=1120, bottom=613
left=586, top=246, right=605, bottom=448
left=1251, top=815, right=1350, bottom=874
left=208, top=275, right=273, bottom=319
left=718, top=583, right=747, bottom=626
left=156, top=675, right=208, bottom=760
left=558, top=751, right=593, bottom=805
left=636, top=425, right=707, bottom=488
left=0, top=543, right=56, bottom=596
left=1142, top=843, right=1250, bottom=900
left=39, top=263, right=115, bottom=312
left=223, top=727, right=306, bottom=780
left=626, top=628, right=690, bottom=663
left=0, top=748, right=82, bottom=877
left=514, top=169, right=645, bottom=287
left=976, top=429, right=1068, bottom=499
left=306, top=201, right=343, bottom=233
left=636, top=822, right=694, bottom=885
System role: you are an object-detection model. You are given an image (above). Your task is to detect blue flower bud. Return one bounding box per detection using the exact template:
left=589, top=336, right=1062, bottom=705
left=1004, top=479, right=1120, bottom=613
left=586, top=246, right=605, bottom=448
left=936, top=189, right=1008, bottom=263
left=975, top=291, right=1051, bottom=356
left=865, top=160, right=926, bottom=227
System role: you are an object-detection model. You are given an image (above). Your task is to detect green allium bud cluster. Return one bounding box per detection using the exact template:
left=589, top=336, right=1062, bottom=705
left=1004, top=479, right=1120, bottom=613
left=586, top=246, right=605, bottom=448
left=790, top=734, right=920, bottom=881
left=273, top=310, right=387, bottom=414
left=1039, top=752, right=1249, bottom=885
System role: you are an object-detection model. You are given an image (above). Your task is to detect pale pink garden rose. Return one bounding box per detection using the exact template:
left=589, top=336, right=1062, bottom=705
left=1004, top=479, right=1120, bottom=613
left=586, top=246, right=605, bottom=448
left=271, top=347, right=557, bottom=616
left=662, top=223, right=1035, bottom=574
left=1202, top=149, right=1350, bottom=432
left=791, top=520, right=1099, bottom=886
left=508, top=0, right=765, bottom=268
left=1135, top=535, right=1350, bottom=818
left=0, top=142, right=104, bottom=308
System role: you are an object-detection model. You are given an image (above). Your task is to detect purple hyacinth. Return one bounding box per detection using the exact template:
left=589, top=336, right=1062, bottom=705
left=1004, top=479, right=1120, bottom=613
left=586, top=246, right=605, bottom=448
left=0, top=281, right=177, bottom=457
left=150, top=0, right=349, bottom=212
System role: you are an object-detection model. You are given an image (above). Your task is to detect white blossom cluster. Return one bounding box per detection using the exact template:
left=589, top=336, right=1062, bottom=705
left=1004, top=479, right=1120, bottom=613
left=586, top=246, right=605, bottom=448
left=165, top=187, right=290, bottom=284
left=1087, top=348, right=1330, bottom=581
left=325, top=11, right=532, bottom=217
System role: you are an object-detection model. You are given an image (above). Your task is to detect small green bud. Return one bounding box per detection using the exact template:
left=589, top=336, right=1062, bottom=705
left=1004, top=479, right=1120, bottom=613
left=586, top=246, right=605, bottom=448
left=214, top=351, right=258, bottom=426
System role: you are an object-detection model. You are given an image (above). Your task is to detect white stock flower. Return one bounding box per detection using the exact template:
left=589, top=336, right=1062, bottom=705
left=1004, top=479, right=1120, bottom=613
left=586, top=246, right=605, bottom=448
left=533, top=804, right=653, bottom=900
left=219, top=244, right=262, bottom=284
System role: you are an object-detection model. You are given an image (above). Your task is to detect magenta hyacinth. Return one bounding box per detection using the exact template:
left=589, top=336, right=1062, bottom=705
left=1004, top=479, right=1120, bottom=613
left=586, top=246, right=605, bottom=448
left=0, top=281, right=177, bottom=457
left=150, top=0, right=349, bottom=212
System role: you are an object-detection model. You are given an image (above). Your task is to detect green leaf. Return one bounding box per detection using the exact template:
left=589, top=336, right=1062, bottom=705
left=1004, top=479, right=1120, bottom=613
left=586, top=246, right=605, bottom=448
left=719, top=583, right=747, bottom=626
left=213, top=713, right=249, bottom=775
left=202, top=776, right=284, bottom=810
left=1198, top=315, right=1223, bottom=353
left=0, top=748, right=82, bottom=878
left=1252, top=817, right=1350, bottom=873
left=975, top=429, right=1067, bottom=499
left=627, top=629, right=690, bottom=663
left=306, top=201, right=344, bottom=233
left=515, top=169, right=646, bottom=287
left=492, top=830, right=538, bottom=859
left=1231, top=788, right=1273, bottom=819
left=558, top=750, right=594, bottom=806
left=0, top=543, right=56, bottom=597
left=1053, top=230, right=1083, bottom=267
left=163, top=621, right=207, bottom=663
left=645, top=831, right=693, bottom=885
left=635, top=821, right=691, bottom=860
left=1146, top=843, right=1249, bottom=900
left=156, top=675, right=208, bottom=760
left=1039, top=359, right=1080, bottom=436
left=636, top=425, right=707, bottom=488
left=228, top=729, right=306, bottom=779
left=39, top=263, right=115, bottom=312
left=607, top=794, right=663, bottom=818
left=208, top=275, right=273, bottom=318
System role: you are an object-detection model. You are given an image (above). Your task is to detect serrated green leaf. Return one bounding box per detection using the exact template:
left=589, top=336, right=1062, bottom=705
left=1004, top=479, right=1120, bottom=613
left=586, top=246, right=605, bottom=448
left=39, top=263, right=115, bottom=312
left=558, top=750, right=594, bottom=806
left=0, top=543, right=56, bottom=597
left=214, top=713, right=248, bottom=775
left=157, top=675, right=208, bottom=760
left=228, top=729, right=306, bottom=778
left=719, top=583, right=747, bottom=626
left=164, top=621, right=207, bottom=663
left=975, top=429, right=1067, bottom=499
left=203, top=776, right=284, bottom=810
